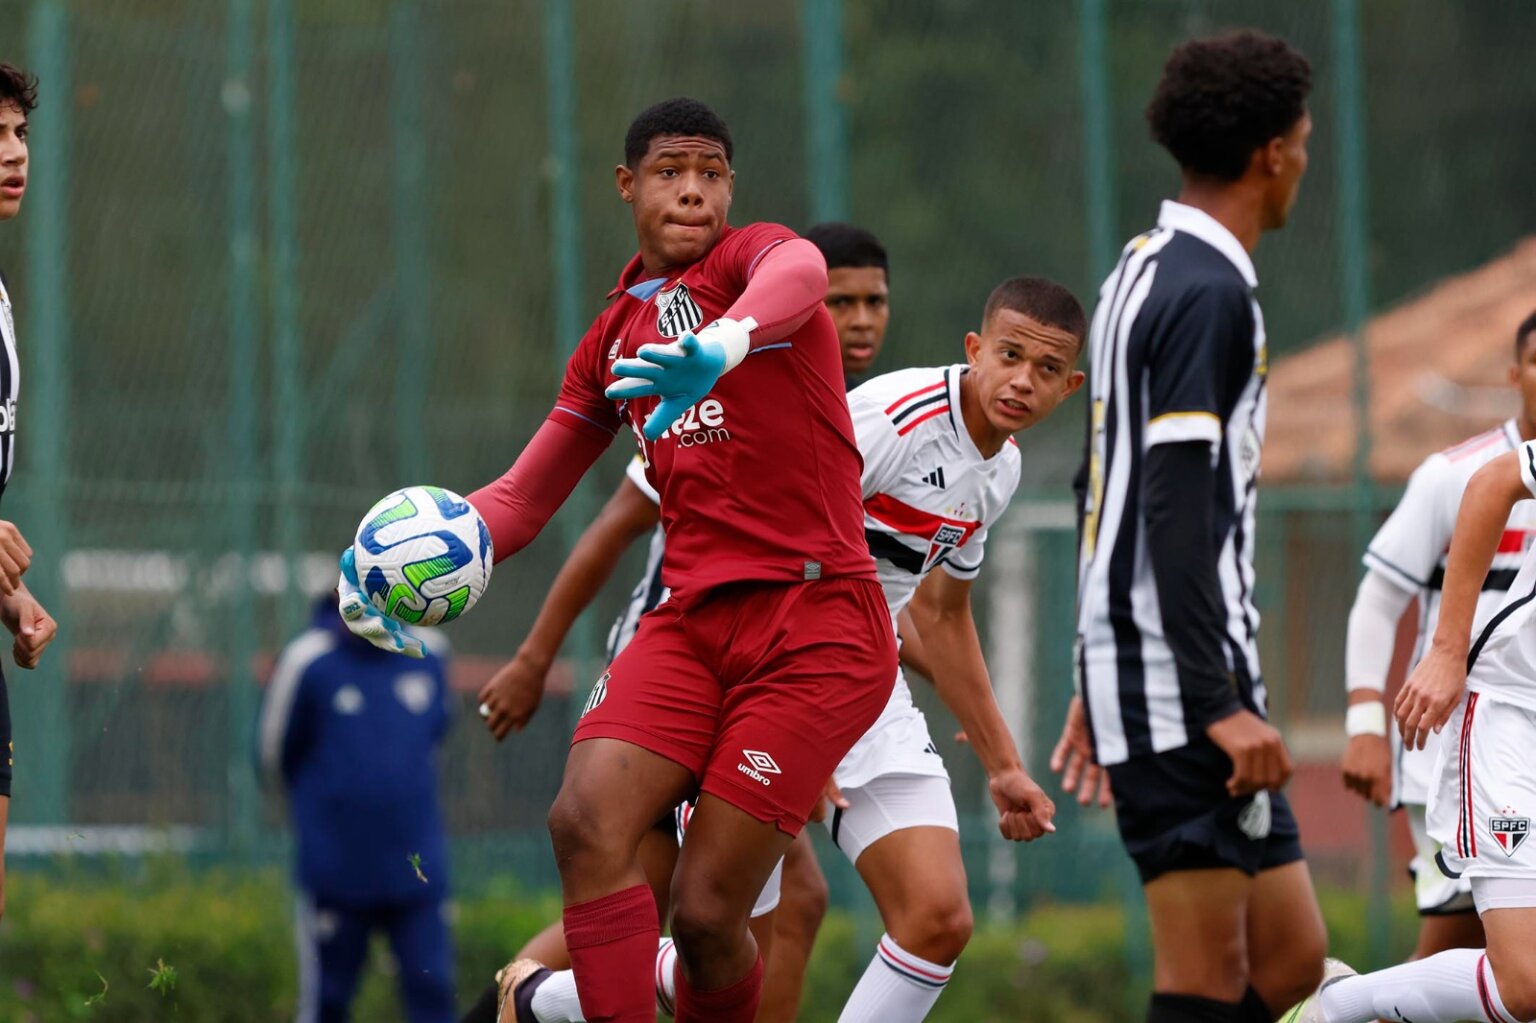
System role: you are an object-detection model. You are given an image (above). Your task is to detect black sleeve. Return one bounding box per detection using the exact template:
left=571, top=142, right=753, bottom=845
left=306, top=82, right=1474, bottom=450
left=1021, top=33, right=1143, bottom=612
left=1143, top=441, right=1243, bottom=729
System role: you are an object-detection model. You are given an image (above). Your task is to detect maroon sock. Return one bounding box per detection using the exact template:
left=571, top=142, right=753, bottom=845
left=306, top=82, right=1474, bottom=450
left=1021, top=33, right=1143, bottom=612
left=562, top=884, right=659, bottom=1023
left=674, top=953, right=764, bottom=1023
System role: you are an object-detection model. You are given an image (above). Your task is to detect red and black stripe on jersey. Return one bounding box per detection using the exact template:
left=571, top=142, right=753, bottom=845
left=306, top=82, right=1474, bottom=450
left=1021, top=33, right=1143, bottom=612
left=863, top=492, right=980, bottom=576
left=884, top=381, right=951, bottom=437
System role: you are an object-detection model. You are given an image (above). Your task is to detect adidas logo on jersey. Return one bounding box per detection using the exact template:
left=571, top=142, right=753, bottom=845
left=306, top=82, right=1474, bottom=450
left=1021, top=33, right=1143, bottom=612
left=922, top=467, right=946, bottom=489
left=657, top=398, right=730, bottom=447
left=737, top=749, right=781, bottom=787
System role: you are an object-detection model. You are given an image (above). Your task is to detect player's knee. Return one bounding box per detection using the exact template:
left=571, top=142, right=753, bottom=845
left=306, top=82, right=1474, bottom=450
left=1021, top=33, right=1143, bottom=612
left=670, top=891, right=749, bottom=968
left=1488, top=949, right=1536, bottom=1022
left=546, top=788, right=618, bottom=869
left=892, top=895, right=973, bottom=965
left=1261, top=920, right=1326, bottom=1009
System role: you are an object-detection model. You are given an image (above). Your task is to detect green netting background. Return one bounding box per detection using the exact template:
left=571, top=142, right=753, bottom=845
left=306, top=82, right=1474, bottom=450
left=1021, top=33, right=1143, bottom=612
left=0, top=0, right=1532, bottom=984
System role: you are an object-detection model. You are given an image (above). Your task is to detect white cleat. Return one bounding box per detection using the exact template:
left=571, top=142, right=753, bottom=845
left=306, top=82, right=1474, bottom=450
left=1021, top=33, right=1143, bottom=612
left=1280, top=958, right=1359, bottom=1023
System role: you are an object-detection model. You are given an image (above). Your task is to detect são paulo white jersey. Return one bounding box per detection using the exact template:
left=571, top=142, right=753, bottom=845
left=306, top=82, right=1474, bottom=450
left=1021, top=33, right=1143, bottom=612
left=849, top=365, right=1022, bottom=623
left=1457, top=438, right=1536, bottom=713
left=1364, top=420, right=1536, bottom=802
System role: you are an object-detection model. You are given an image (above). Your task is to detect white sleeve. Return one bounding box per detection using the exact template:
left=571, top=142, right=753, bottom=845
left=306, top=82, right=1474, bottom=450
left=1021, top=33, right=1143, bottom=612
left=847, top=389, right=908, bottom=498
left=1362, top=458, right=1453, bottom=591
left=942, top=524, right=987, bottom=580
left=625, top=454, right=661, bottom=506
left=1345, top=568, right=1416, bottom=693
left=1519, top=441, right=1536, bottom=499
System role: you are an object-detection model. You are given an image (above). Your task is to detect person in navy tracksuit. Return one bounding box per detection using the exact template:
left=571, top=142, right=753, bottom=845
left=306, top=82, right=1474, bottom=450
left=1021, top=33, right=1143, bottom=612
left=259, top=596, right=455, bottom=1023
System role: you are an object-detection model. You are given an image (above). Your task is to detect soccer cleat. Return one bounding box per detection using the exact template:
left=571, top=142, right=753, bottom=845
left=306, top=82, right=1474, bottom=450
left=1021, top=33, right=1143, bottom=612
left=1279, top=958, right=1358, bottom=1023
left=495, top=958, right=551, bottom=1023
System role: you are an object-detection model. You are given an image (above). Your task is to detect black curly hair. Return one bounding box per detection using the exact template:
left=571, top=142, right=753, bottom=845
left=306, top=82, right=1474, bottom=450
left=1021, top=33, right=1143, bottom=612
left=1146, top=31, right=1311, bottom=182
left=0, top=63, right=38, bottom=115
left=803, top=222, right=888, bottom=274
left=624, top=97, right=732, bottom=168
left=1517, top=309, right=1536, bottom=361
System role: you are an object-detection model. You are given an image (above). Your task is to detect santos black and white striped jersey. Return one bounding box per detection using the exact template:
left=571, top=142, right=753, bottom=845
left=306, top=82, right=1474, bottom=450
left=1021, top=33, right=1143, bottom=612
left=0, top=271, right=19, bottom=502
left=1076, top=201, right=1268, bottom=766
left=604, top=457, right=668, bottom=662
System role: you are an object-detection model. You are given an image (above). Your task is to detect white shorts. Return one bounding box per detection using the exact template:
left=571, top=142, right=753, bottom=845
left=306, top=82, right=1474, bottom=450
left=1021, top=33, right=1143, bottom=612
left=1406, top=803, right=1475, bottom=914
left=1472, top=876, right=1536, bottom=914
left=1428, top=692, right=1536, bottom=884
left=1393, top=719, right=1443, bottom=808
left=675, top=800, right=782, bottom=918
left=823, top=772, right=958, bottom=866
left=833, top=671, right=949, bottom=790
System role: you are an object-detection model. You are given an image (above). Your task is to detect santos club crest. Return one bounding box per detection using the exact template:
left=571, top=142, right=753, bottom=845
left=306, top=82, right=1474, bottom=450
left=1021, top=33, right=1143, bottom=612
left=1491, top=809, right=1531, bottom=857
left=656, top=283, right=705, bottom=338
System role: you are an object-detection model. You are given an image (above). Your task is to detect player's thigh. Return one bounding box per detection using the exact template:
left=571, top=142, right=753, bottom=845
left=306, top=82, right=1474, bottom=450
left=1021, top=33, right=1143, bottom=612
left=1143, top=868, right=1253, bottom=1001
left=639, top=816, right=681, bottom=916
left=1245, top=859, right=1326, bottom=1010
left=671, top=793, right=795, bottom=939
left=1414, top=910, right=1486, bottom=959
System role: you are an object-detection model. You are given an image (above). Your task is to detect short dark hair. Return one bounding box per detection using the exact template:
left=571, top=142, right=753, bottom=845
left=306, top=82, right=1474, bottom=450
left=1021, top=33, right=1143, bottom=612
left=803, top=222, right=888, bottom=275
left=0, top=63, right=38, bottom=115
left=1517, top=309, right=1536, bottom=360
left=1146, top=30, right=1311, bottom=182
left=983, top=277, right=1088, bottom=350
left=624, top=97, right=732, bottom=168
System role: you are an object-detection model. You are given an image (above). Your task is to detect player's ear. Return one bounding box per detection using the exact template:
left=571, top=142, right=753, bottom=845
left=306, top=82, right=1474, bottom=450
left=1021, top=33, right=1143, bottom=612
left=1510, top=362, right=1522, bottom=386
left=964, top=331, right=982, bottom=366
left=1262, top=136, right=1286, bottom=177
left=1064, top=368, right=1087, bottom=399
left=615, top=163, right=635, bottom=203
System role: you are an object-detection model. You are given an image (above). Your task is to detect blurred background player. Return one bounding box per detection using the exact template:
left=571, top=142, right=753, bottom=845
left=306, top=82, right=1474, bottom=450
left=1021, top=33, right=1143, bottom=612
left=1063, top=30, right=1326, bottom=1022
left=0, top=61, right=58, bottom=922
left=260, top=594, right=455, bottom=1023
left=497, top=274, right=1079, bottom=1023
left=1339, top=311, right=1536, bottom=958
left=344, top=97, right=899, bottom=1023
left=461, top=221, right=898, bottom=1023
left=1295, top=420, right=1536, bottom=1023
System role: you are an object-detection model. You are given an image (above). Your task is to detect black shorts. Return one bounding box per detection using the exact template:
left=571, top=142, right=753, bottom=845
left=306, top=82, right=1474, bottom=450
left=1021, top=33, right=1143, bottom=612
left=0, top=666, right=10, bottom=798
left=1106, top=736, right=1303, bottom=884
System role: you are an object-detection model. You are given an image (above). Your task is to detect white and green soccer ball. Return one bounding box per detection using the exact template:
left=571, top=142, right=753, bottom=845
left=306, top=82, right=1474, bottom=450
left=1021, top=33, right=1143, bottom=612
left=352, top=485, right=493, bottom=626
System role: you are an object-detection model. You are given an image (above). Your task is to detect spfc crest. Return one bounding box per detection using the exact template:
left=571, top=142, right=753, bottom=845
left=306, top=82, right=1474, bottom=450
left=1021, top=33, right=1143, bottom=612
left=1491, top=812, right=1531, bottom=857
left=655, top=283, right=704, bottom=338
left=924, top=523, right=968, bottom=572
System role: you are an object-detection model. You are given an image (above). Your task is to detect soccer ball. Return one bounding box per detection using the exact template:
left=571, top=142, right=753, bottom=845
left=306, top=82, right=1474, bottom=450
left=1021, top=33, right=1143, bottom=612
left=352, top=485, right=493, bottom=626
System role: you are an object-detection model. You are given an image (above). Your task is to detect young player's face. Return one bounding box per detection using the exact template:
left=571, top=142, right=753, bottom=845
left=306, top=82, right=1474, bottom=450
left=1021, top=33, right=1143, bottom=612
left=1509, top=337, right=1536, bottom=423
left=615, top=135, right=733, bottom=274
left=0, top=101, right=28, bottom=221
left=1263, top=109, right=1311, bottom=230
left=824, top=266, right=889, bottom=376
left=963, top=309, right=1085, bottom=439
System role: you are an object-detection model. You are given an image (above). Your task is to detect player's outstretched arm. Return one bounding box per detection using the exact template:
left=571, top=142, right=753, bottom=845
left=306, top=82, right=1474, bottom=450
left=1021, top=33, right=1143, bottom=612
left=1144, top=440, right=1292, bottom=796
left=1399, top=449, right=1527, bottom=749
left=1340, top=569, right=1414, bottom=806
left=608, top=239, right=828, bottom=440
left=908, top=570, right=1055, bottom=841
left=478, top=477, right=661, bottom=740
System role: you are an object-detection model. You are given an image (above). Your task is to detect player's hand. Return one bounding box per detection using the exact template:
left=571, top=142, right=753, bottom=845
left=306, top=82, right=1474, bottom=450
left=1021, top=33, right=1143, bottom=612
left=477, top=651, right=549, bottom=740
left=989, top=766, right=1057, bottom=842
left=336, top=548, right=424, bottom=659
left=1341, top=729, right=1392, bottom=808
left=2, top=590, right=56, bottom=670
left=1049, top=695, right=1112, bottom=808
left=815, top=775, right=850, bottom=824
left=1206, top=709, right=1293, bottom=796
left=0, top=521, right=32, bottom=597
left=605, top=318, right=753, bottom=441
left=1397, top=645, right=1467, bottom=752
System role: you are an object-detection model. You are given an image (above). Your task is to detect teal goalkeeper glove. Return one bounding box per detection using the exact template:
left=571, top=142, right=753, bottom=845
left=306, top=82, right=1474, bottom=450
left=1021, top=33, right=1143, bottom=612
left=605, top=317, right=755, bottom=441
left=337, top=548, right=425, bottom=658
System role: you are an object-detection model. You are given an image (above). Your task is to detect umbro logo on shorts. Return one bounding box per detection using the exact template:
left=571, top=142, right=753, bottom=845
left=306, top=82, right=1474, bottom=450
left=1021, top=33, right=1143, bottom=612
left=738, top=749, right=781, bottom=787
left=1491, top=811, right=1530, bottom=857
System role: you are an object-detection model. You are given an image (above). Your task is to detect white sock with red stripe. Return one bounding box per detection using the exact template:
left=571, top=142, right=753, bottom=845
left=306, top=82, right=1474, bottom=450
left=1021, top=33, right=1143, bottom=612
left=654, top=937, right=679, bottom=1017
left=836, top=933, right=955, bottom=1023
left=1318, top=948, right=1531, bottom=1022
left=525, top=939, right=678, bottom=1022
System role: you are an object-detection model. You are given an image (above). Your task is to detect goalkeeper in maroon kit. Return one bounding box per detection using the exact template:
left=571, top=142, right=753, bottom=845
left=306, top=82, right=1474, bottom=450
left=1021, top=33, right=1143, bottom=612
left=342, top=98, right=895, bottom=1023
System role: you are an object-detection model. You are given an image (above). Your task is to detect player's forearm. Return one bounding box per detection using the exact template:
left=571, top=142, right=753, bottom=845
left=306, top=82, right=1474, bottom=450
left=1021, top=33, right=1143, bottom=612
left=468, top=416, right=611, bottom=563
left=1143, top=442, right=1243, bottom=728
left=1432, top=454, right=1525, bottom=657
left=517, top=493, right=661, bottom=666
left=1344, top=569, right=1415, bottom=697
left=722, top=238, right=827, bottom=347
left=912, top=608, right=1022, bottom=775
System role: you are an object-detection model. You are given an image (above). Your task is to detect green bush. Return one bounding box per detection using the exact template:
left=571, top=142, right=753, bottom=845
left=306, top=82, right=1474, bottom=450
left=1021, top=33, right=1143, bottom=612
left=0, top=863, right=1420, bottom=1022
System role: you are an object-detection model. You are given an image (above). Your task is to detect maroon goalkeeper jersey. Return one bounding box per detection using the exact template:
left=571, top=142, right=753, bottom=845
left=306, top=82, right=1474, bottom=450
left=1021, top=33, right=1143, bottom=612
left=551, top=222, right=876, bottom=597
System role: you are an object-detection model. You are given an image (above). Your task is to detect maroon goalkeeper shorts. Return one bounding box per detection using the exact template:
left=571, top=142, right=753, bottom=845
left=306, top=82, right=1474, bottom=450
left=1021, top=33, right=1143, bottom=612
left=572, top=576, right=896, bottom=836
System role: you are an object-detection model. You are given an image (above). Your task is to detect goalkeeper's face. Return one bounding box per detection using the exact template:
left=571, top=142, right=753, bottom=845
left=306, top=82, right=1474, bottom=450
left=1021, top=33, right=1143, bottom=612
left=616, top=135, right=734, bottom=273
left=0, top=101, right=27, bottom=222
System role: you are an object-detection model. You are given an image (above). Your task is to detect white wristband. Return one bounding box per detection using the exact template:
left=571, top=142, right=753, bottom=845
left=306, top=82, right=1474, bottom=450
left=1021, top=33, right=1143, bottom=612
left=1346, top=701, right=1388, bottom=738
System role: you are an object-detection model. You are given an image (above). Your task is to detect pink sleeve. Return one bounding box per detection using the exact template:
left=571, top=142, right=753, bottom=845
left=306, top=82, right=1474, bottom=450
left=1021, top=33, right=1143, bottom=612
left=468, top=415, right=612, bottom=563
left=723, top=236, right=829, bottom=347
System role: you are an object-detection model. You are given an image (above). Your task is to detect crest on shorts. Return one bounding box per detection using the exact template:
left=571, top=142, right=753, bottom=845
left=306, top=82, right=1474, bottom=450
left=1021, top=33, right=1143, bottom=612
left=1490, top=807, right=1530, bottom=857
left=581, top=672, right=610, bottom=718
left=655, top=283, right=704, bottom=338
